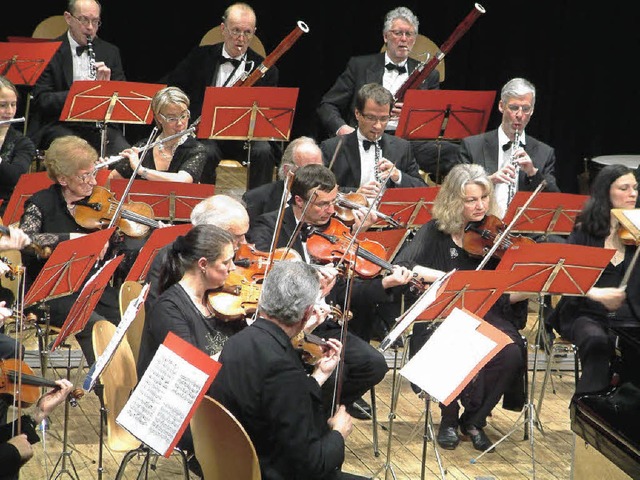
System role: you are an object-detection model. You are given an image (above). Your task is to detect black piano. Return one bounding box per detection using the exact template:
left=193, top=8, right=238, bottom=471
left=570, top=326, right=640, bottom=478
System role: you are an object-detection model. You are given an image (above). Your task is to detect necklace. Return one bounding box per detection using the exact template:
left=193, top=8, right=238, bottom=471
left=156, top=132, right=189, bottom=160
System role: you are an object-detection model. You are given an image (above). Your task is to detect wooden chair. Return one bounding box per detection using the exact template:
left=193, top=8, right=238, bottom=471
left=190, top=395, right=261, bottom=480
left=381, top=33, right=445, bottom=82
left=118, top=280, right=145, bottom=366
left=32, top=15, right=68, bottom=39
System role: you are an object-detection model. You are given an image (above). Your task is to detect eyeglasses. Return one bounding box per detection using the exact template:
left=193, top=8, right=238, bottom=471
left=360, top=113, right=391, bottom=124
left=312, top=198, right=338, bottom=209
left=70, top=14, right=102, bottom=27
left=75, top=170, right=98, bottom=183
left=506, top=104, right=533, bottom=114
left=159, top=110, right=190, bottom=124
left=226, top=26, right=255, bottom=39
left=389, top=30, right=416, bottom=39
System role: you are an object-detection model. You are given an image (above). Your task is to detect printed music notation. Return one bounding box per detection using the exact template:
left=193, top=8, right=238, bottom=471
left=116, top=332, right=221, bottom=457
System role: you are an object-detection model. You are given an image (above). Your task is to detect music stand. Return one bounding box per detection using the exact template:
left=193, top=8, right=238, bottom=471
left=124, top=223, right=191, bottom=283
left=359, top=227, right=410, bottom=262
left=59, top=80, right=165, bottom=157
left=374, top=186, right=439, bottom=231
left=470, top=243, right=615, bottom=474
left=197, top=86, right=298, bottom=188
left=2, top=171, right=52, bottom=226
left=109, top=179, right=214, bottom=224
left=395, top=89, right=496, bottom=183
left=0, top=41, right=61, bottom=134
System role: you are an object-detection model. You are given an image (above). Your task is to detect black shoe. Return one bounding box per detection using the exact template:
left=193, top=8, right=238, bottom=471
left=461, top=424, right=494, bottom=452
left=187, top=454, right=203, bottom=478
left=436, top=425, right=460, bottom=450
left=346, top=398, right=372, bottom=420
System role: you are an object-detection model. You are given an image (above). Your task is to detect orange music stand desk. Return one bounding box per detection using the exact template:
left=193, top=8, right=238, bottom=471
left=375, top=186, right=439, bottom=230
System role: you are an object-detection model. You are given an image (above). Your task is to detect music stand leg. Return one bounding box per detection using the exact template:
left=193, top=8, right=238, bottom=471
left=98, top=122, right=108, bottom=159
left=243, top=140, right=252, bottom=189
left=93, top=382, right=106, bottom=480
left=419, top=393, right=446, bottom=480
left=48, top=343, right=81, bottom=480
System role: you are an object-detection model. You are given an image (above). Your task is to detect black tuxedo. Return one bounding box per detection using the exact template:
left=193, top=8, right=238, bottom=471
left=242, top=179, right=285, bottom=229
left=320, top=131, right=426, bottom=191
left=161, top=43, right=280, bottom=188
left=459, top=129, right=559, bottom=193
left=29, top=33, right=128, bottom=156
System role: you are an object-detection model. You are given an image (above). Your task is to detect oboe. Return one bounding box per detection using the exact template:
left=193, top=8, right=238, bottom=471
left=86, top=35, right=97, bottom=80
left=507, top=129, right=521, bottom=204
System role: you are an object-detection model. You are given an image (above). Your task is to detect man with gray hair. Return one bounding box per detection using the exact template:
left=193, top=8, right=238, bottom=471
left=242, top=136, right=323, bottom=228
left=211, top=261, right=370, bottom=480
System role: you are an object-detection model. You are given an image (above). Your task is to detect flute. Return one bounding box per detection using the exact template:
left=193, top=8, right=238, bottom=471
left=0, top=117, right=25, bottom=126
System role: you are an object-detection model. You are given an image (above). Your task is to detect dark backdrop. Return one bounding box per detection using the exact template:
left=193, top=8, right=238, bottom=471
left=6, top=1, right=639, bottom=193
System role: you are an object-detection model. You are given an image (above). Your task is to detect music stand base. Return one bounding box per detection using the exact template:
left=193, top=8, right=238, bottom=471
left=420, top=393, right=447, bottom=480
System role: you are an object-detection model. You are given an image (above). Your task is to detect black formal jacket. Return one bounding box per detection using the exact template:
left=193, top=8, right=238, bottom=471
left=161, top=43, right=278, bottom=119
left=317, top=52, right=440, bottom=136
left=320, top=131, right=426, bottom=191
left=458, top=129, right=560, bottom=193
left=29, top=33, right=126, bottom=145
left=242, top=179, right=286, bottom=230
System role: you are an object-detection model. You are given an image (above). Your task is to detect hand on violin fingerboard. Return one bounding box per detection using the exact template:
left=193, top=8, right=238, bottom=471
left=0, top=226, right=31, bottom=251
left=32, top=379, right=74, bottom=424
left=316, top=265, right=339, bottom=297
left=310, top=338, right=342, bottom=387
left=381, top=265, right=414, bottom=289
left=350, top=208, right=378, bottom=233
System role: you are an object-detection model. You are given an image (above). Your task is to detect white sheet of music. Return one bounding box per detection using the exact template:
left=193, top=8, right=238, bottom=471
left=116, top=343, right=210, bottom=455
left=400, top=307, right=497, bottom=404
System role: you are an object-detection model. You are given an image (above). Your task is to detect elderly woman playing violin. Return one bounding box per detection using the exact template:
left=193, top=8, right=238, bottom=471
left=19, top=135, right=119, bottom=366
left=109, top=86, right=209, bottom=183
left=394, top=163, right=529, bottom=453
left=548, top=164, right=640, bottom=395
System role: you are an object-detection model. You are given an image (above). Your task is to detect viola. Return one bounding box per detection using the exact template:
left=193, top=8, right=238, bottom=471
left=0, top=358, right=84, bottom=407
left=291, top=331, right=328, bottom=365
left=334, top=192, right=403, bottom=228
left=206, top=271, right=262, bottom=322
left=233, top=243, right=302, bottom=282
left=618, top=225, right=639, bottom=246
left=72, top=185, right=161, bottom=238
left=463, top=214, right=536, bottom=259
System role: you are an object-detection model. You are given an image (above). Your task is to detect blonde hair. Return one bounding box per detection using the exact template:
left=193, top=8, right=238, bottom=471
left=432, top=164, right=498, bottom=234
left=44, top=136, right=97, bottom=182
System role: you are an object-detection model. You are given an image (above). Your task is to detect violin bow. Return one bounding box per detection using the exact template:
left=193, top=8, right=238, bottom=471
left=327, top=135, right=345, bottom=172
left=280, top=186, right=319, bottom=262
left=476, top=180, right=547, bottom=271
left=265, top=171, right=296, bottom=279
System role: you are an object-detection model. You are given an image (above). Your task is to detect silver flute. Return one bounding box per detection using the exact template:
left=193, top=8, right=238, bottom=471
left=0, top=117, right=25, bottom=126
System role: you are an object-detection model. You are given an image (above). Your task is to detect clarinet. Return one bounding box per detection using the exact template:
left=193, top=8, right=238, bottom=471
left=86, top=35, right=97, bottom=80
left=507, top=130, right=521, bottom=204
left=373, top=142, right=383, bottom=184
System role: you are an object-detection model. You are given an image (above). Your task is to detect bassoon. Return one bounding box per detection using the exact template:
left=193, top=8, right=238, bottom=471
left=394, top=3, right=486, bottom=102
left=232, top=20, right=310, bottom=87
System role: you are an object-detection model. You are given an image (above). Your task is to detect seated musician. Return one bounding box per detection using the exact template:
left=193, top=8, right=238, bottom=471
left=108, top=86, right=209, bottom=183
left=18, top=135, right=120, bottom=365
left=548, top=164, right=640, bottom=394
left=210, top=261, right=370, bottom=480
left=319, top=83, right=426, bottom=204
left=394, top=163, right=528, bottom=452
left=248, top=163, right=414, bottom=419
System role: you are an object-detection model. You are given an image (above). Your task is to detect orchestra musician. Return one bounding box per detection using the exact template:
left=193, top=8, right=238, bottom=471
left=108, top=86, right=210, bottom=183
left=548, top=164, right=640, bottom=394
left=160, top=2, right=280, bottom=188
left=210, top=261, right=370, bottom=480
left=18, top=135, right=120, bottom=365
left=248, top=163, right=414, bottom=420
left=319, top=83, right=426, bottom=202
left=0, top=76, right=35, bottom=218
left=393, top=163, right=528, bottom=452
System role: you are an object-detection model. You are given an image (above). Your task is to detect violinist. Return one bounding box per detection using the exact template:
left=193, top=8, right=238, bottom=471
left=548, top=164, right=640, bottom=394
left=394, top=164, right=528, bottom=452
left=108, top=86, right=209, bottom=184
left=19, top=135, right=120, bottom=365
left=248, top=163, right=414, bottom=419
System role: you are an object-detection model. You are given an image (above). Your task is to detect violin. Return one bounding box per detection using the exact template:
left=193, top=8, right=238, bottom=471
left=72, top=185, right=162, bottom=238
left=618, top=225, right=638, bottom=246
left=0, top=225, right=52, bottom=259
left=0, top=358, right=84, bottom=407
left=463, top=214, right=536, bottom=259
left=334, top=192, right=403, bottom=228
left=206, top=271, right=262, bottom=321
left=233, top=243, right=302, bottom=282
left=291, top=331, right=328, bottom=366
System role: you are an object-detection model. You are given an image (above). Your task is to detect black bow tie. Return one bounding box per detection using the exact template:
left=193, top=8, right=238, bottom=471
left=385, top=62, right=407, bottom=74
left=220, top=56, right=241, bottom=68
left=76, top=45, right=87, bottom=56
left=502, top=140, right=524, bottom=151
left=362, top=140, right=377, bottom=151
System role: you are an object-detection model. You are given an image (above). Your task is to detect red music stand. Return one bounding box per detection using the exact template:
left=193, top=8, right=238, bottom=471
left=197, top=86, right=299, bottom=188
left=2, top=171, right=52, bottom=226
left=125, top=223, right=192, bottom=283
left=396, top=89, right=496, bottom=183
left=360, top=227, right=410, bottom=262
left=503, top=192, right=589, bottom=237
left=109, top=179, right=214, bottom=224
left=374, top=186, right=439, bottom=230
left=60, top=80, right=166, bottom=157
left=0, top=41, right=62, bottom=134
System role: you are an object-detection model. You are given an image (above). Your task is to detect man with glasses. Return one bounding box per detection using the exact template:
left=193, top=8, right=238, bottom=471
left=317, top=6, right=460, bottom=182
left=320, top=83, right=426, bottom=203
left=29, top=0, right=130, bottom=157
left=161, top=2, right=280, bottom=189
left=459, top=77, right=559, bottom=218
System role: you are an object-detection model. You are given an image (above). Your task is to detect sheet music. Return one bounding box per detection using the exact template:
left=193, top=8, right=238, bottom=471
left=399, top=308, right=498, bottom=404
left=83, top=283, right=150, bottom=392
left=116, top=343, right=210, bottom=455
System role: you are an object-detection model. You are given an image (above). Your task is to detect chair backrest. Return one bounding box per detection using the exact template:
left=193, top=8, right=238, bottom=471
left=118, top=280, right=145, bottom=366
left=32, top=15, right=68, bottom=39
left=381, top=33, right=445, bottom=82
left=91, top=319, right=141, bottom=452
left=199, top=25, right=266, bottom=58
left=190, top=395, right=261, bottom=480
